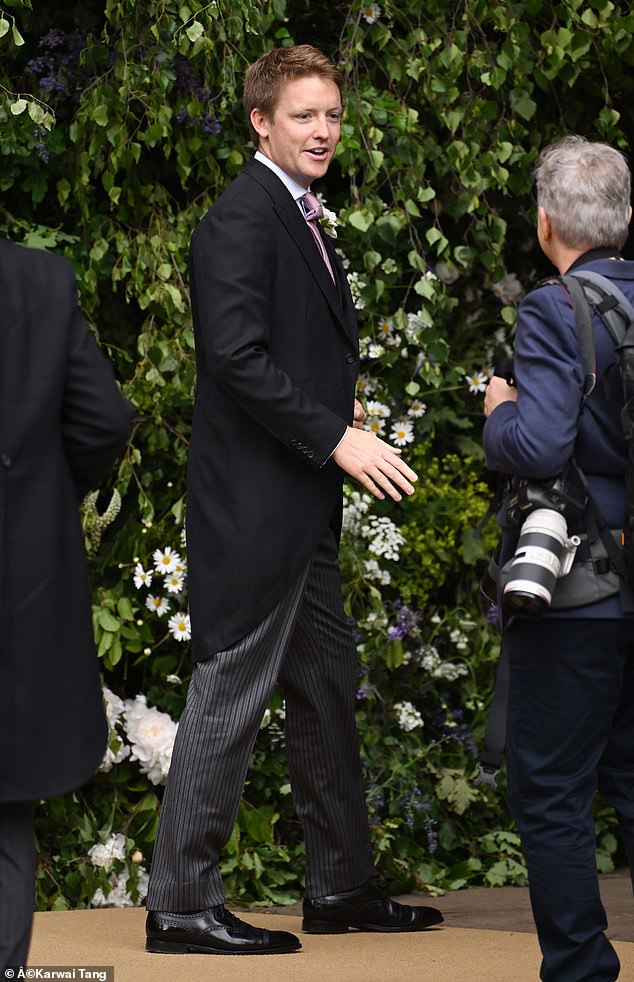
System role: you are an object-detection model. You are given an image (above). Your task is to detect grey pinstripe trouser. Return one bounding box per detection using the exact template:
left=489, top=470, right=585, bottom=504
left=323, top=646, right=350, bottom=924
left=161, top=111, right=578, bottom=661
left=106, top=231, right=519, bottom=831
left=0, top=801, right=35, bottom=971
left=146, top=529, right=374, bottom=911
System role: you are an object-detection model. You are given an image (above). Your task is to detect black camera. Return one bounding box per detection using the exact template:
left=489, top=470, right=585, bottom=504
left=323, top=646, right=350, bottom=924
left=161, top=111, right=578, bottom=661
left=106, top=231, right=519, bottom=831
left=502, top=466, right=588, bottom=617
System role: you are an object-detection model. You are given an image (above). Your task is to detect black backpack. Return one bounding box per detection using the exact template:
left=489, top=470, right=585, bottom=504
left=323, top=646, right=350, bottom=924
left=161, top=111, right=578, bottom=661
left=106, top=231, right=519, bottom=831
left=562, top=269, right=634, bottom=589
left=475, top=268, right=634, bottom=789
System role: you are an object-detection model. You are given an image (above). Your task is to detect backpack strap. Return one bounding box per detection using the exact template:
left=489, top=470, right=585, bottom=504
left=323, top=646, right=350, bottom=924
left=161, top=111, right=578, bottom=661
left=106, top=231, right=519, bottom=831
left=542, top=275, right=596, bottom=398
left=567, top=269, right=634, bottom=347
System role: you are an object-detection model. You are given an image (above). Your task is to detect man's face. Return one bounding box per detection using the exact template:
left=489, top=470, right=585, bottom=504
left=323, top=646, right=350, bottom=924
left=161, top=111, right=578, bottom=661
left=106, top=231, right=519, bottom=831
left=251, top=74, right=342, bottom=188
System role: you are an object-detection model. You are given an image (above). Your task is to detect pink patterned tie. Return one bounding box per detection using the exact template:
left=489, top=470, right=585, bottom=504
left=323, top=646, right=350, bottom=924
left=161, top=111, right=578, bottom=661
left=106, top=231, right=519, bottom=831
left=299, top=191, right=335, bottom=284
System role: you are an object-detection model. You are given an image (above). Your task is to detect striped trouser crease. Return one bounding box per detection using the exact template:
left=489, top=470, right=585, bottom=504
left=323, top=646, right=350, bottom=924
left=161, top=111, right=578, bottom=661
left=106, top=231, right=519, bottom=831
left=146, top=530, right=374, bottom=911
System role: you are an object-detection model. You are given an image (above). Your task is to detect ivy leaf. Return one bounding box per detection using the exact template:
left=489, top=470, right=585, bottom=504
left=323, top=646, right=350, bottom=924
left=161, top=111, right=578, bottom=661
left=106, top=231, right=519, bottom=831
left=186, top=20, right=204, bottom=43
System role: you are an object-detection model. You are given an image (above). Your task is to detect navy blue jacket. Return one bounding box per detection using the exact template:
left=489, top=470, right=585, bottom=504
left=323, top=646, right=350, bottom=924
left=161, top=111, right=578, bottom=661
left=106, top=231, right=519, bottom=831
left=483, top=252, right=634, bottom=618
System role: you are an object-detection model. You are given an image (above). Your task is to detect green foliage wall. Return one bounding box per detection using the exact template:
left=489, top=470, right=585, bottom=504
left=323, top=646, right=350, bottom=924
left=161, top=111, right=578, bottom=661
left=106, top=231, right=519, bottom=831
left=2, top=0, right=633, bottom=908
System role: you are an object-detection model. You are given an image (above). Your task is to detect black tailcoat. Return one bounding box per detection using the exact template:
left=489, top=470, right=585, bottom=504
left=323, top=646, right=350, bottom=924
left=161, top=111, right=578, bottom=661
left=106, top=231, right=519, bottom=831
left=187, top=159, right=359, bottom=657
left=0, top=240, right=133, bottom=802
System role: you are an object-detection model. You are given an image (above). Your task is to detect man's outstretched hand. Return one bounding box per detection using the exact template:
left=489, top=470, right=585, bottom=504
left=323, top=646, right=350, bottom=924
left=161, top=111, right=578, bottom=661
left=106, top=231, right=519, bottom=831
left=332, top=425, right=418, bottom=501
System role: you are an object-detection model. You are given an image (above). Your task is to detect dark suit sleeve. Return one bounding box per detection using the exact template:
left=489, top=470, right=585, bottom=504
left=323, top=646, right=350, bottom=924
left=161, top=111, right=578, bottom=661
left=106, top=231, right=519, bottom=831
left=60, top=266, right=134, bottom=496
left=190, top=195, right=348, bottom=467
left=483, top=283, right=585, bottom=479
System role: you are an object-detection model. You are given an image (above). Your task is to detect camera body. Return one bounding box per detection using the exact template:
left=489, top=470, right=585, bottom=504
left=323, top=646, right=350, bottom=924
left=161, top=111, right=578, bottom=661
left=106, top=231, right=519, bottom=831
left=503, top=468, right=588, bottom=617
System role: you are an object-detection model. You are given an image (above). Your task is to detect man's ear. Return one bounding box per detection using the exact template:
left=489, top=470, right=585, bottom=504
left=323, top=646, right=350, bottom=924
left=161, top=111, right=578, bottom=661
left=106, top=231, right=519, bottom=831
left=250, top=107, right=269, bottom=143
left=628, top=205, right=632, bottom=225
left=537, top=206, right=552, bottom=242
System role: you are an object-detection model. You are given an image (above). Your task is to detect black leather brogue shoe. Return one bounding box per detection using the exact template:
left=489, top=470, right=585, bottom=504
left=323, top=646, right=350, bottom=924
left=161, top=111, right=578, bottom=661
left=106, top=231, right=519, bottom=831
left=302, top=881, right=443, bottom=934
left=146, top=906, right=302, bottom=954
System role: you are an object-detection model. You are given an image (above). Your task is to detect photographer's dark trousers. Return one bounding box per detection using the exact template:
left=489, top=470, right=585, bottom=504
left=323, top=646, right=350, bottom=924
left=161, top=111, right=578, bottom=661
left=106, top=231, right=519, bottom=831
left=505, top=617, right=634, bottom=982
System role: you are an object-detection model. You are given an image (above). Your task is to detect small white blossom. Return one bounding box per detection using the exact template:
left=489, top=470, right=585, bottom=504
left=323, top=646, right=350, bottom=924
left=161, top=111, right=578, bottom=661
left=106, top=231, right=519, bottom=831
left=363, top=2, right=381, bottom=24
left=361, top=515, right=406, bottom=561
left=146, top=594, right=170, bottom=616
left=152, top=546, right=182, bottom=574
left=88, top=833, right=127, bottom=871
left=168, top=611, right=192, bottom=642
left=390, top=419, right=415, bottom=446
left=355, top=374, right=376, bottom=398
left=368, top=342, right=385, bottom=359
left=99, top=689, right=130, bottom=773
left=347, top=270, right=367, bottom=309
left=319, top=205, right=338, bottom=238
left=124, top=695, right=178, bottom=785
left=91, top=864, right=149, bottom=909
left=367, top=417, right=386, bottom=436
left=363, top=558, right=391, bottom=585
left=466, top=371, right=490, bottom=394
left=164, top=571, right=185, bottom=594
left=491, top=272, right=523, bottom=304
left=404, top=310, right=432, bottom=344
left=166, top=674, right=182, bottom=685
left=408, top=400, right=427, bottom=418
left=133, top=563, right=152, bottom=590
left=394, top=700, right=424, bottom=732
left=366, top=400, right=391, bottom=419
left=381, top=257, right=398, bottom=274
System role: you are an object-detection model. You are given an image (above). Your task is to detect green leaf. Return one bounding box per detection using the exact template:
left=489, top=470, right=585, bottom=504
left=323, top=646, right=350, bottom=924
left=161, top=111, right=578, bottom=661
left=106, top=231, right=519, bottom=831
left=11, top=23, right=25, bottom=46
left=10, top=98, right=27, bottom=115
left=348, top=209, right=375, bottom=232
left=97, top=610, right=120, bottom=632
left=94, top=104, right=109, bottom=127
left=186, top=20, right=204, bottom=42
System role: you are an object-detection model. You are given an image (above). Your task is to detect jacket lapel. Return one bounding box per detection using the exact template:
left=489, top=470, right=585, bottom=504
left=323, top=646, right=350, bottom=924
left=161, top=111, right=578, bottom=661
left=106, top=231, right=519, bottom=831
left=244, top=160, right=357, bottom=346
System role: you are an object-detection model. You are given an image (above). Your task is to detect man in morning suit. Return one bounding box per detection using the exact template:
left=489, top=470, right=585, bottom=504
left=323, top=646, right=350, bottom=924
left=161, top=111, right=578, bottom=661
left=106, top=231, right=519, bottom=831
left=145, top=44, right=443, bottom=955
left=0, top=239, right=133, bottom=971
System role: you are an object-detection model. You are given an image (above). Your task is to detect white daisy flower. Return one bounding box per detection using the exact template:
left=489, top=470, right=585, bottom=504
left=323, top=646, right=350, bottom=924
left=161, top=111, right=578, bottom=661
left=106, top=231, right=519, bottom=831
left=390, top=419, right=415, bottom=446
left=466, top=371, right=490, bottom=394
left=366, top=399, right=391, bottom=419
left=133, top=563, right=152, bottom=590
left=363, top=2, right=381, bottom=24
left=168, top=612, right=191, bottom=642
left=164, top=571, right=185, bottom=594
left=152, top=546, right=182, bottom=574
left=366, top=417, right=386, bottom=437
left=146, top=594, right=170, bottom=616
left=408, top=400, right=428, bottom=418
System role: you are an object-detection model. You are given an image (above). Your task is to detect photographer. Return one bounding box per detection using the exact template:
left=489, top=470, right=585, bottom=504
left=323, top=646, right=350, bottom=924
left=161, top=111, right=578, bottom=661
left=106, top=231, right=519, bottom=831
left=483, top=136, right=634, bottom=982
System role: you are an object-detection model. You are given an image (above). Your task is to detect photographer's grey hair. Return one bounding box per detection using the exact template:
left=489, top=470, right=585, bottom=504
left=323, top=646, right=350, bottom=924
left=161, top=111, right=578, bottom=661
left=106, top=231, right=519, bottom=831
left=535, top=135, right=631, bottom=250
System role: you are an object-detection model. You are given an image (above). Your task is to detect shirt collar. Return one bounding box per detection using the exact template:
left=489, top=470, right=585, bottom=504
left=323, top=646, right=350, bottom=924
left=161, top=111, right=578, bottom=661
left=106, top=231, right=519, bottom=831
left=254, top=150, right=308, bottom=207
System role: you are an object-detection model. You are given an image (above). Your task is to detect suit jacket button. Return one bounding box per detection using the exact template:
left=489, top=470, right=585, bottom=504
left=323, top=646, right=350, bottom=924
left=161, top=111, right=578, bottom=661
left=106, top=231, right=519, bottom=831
left=345, top=353, right=355, bottom=364
left=0, top=453, right=11, bottom=468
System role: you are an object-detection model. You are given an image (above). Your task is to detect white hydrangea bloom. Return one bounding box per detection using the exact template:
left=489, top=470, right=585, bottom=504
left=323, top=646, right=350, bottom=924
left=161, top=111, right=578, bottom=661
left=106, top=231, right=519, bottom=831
left=99, top=689, right=130, bottom=773
left=363, top=558, right=391, bottom=585
left=394, top=700, right=424, bottom=732
left=87, top=832, right=127, bottom=871
left=123, top=695, right=178, bottom=785
left=91, top=864, right=149, bottom=908
left=361, top=515, right=406, bottom=561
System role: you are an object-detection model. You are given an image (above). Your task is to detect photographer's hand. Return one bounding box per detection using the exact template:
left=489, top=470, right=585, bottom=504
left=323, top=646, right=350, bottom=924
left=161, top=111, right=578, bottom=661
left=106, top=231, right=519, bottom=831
left=484, top=376, right=518, bottom=417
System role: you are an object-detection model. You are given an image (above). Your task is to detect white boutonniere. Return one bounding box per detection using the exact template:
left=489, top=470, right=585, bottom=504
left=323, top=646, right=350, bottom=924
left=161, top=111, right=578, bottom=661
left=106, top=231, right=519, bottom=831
left=319, top=205, right=338, bottom=238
